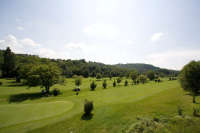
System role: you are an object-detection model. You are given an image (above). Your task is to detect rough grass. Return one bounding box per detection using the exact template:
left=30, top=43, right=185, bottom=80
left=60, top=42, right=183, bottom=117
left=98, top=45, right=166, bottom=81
left=0, top=78, right=199, bottom=133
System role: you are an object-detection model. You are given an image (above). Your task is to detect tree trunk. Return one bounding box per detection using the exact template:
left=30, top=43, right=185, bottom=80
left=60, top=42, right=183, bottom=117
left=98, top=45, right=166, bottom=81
left=46, top=85, right=50, bottom=94
left=193, top=95, right=196, bottom=103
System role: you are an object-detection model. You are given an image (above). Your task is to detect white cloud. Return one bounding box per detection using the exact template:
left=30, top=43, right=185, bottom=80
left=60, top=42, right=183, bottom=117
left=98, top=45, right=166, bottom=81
left=20, top=38, right=40, bottom=47
left=151, top=32, right=164, bottom=42
left=16, top=26, right=24, bottom=31
left=0, top=34, right=41, bottom=54
left=16, top=18, right=22, bottom=22
left=0, top=35, right=86, bottom=60
left=146, top=50, right=200, bottom=70
left=83, top=23, right=119, bottom=40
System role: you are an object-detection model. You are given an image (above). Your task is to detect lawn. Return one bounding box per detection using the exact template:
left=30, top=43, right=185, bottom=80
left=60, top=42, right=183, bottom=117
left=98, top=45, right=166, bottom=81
left=0, top=78, right=199, bottom=133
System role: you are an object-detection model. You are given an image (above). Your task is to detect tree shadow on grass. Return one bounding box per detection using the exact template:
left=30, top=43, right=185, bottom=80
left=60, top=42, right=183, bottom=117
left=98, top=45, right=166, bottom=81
left=9, top=92, right=43, bottom=103
left=81, top=113, right=93, bottom=120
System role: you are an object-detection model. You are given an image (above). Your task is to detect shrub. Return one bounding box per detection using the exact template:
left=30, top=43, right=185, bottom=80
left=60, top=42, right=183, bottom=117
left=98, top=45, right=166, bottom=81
left=96, top=73, right=102, bottom=80
left=0, top=81, right=2, bottom=86
left=139, top=75, right=147, bottom=84
left=177, top=106, right=183, bottom=116
left=73, top=88, right=80, bottom=92
left=113, top=80, right=116, bottom=87
left=102, top=80, right=107, bottom=89
left=90, top=81, right=97, bottom=91
left=41, top=89, right=46, bottom=95
left=193, top=106, right=200, bottom=117
left=52, top=88, right=60, bottom=96
left=75, top=77, right=82, bottom=87
left=117, top=77, right=122, bottom=85
left=84, top=99, right=93, bottom=115
left=124, top=80, right=128, bottom=86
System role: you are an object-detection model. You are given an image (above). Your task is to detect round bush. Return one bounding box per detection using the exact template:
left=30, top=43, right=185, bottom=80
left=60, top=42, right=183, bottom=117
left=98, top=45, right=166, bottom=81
left=84, top=100, right=94, bottom=115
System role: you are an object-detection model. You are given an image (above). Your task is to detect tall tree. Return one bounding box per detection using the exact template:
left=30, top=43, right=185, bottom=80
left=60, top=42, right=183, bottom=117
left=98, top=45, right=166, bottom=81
left=129, top=70, right=138, bottom=84
left=27, top=64, right=61, bottom=93
left=2, top=47, right=16, bottom=77
left=179, top=61, right=200, bottom=103
left=146, top=70, right=155, bottom=80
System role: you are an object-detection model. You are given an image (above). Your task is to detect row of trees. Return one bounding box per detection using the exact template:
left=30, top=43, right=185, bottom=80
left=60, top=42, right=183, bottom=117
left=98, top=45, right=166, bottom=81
left=0, top=47, right=177, bottom=79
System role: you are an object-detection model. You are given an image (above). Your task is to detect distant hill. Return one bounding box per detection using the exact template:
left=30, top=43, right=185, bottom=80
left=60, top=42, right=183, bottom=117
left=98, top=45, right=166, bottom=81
left=114, top=63, right=179, bottom=75
left=115, top=63, right=159, bottom=72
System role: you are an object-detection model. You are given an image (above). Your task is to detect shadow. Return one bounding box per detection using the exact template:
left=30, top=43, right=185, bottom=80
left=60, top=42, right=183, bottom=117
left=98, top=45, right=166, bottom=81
left=185, top=92, right=200, bottom=96
left=7, top=84, right=25, bottom=87
left=9, top=92, right=43, bottom=103
left=81, top=113, right=93, bottom=120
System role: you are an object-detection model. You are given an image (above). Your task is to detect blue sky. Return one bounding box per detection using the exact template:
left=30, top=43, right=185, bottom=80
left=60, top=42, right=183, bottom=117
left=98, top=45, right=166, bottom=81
left=0, top=0, right=200, bottom=70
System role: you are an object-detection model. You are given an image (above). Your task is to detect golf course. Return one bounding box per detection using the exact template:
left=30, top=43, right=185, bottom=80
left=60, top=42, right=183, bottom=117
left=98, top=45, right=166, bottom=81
left=0, top=77, right=199, bottom=133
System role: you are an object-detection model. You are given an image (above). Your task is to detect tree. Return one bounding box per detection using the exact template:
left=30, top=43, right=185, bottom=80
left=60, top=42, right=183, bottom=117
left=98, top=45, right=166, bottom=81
left=139, top=74, right=147, bottom=84
left=147, top=70, right=155, bottom=80
left=179, top=61, right=200, bottom=103
left=102, top=80, right=107, bottom=89
left=75, top=76, right=82, bottom=88
left=124, top=80, right=128, bottom=86
left=2, top=47, right=16, bottom=77
left=129, top=70, right=138, bottom=84
left=90, top=81, right=97, bottom=91
left=117, top=77, right=122, bottom=85
left=84, top=99, right=93, bottom=116
left=96, top=73, right=102, bottom=80
left=27, top=64, right=61, bottom=93
left=113, top=80, right=116, bottom=87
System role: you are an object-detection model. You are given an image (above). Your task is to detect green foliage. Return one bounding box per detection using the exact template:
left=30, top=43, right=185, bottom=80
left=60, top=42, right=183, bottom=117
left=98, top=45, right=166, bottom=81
left=177, top=106, right=183, bottom=116
left=113, top=80, right=116, bottom=87
left=193, top=106, right=200, bottom=117
left=27, top=75, right=41, bottom=86
left=90, top=81, right=97, bottom=91
left=52, top=88, right=60, bottom=96
left=139, top=74, right=147, bottom=84
left=129, top=70, right=138, bottom=82
left=96, top=73, right=102, bottom=79
left=117, top=77, right=122, bottom=85
left=75, top=77, right=82, bottom=87
left=0, top=81, right=2, bottom=86
left=2, top=47, right=16, bottom=77
left=146, top=70, right=155, bottom=80
left=102, top=80, right=107, bottom=89
left=116, top=63, right=179, bottom=76
left=84, top=99, right=93, bottom=115
left=27, top=64, right=61, bottom=93
left=124, top=80, right=128, bottom=86
left=179, top=61, right=200, bottom=103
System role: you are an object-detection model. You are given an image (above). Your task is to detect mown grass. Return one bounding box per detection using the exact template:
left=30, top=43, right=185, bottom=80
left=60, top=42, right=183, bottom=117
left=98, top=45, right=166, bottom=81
left=0, top=78, right=199, bottom=133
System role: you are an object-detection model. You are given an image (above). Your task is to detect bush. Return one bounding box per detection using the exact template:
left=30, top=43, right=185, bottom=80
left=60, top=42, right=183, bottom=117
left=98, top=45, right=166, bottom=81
left=52, top=88, right=60, bottom=96
left=96, top=73, right=102, bottom=80
left=75, top=77, right=82, bottom=87
left=0, top=81, right=2, bottom=86
left=193, top=106, right=200, bottom=117
left=177, top=106, right=183, bottom=116
left=113, top=80, right=116, bottom=87
left=117, top=77, right=122, bottom=85
left=139, top=75, right=147, bottom=84
left=84, top=99, right=93, bottom=115
left=124, top=80, right=128, bottom=86
left=102, top=80, right=107, bottom=89
left=73, top=88, right=80, bottom=92
left=90, top=81, right=97, bottom=91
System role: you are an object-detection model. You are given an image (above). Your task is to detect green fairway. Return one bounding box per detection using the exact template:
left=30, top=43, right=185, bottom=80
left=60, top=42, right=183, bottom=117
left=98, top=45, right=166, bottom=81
left=0, top=78, right=199, bottom=133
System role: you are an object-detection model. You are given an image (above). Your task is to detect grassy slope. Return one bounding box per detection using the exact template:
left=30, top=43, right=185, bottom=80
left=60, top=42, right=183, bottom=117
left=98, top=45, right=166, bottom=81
left=0, top=78, right=199, bottom=133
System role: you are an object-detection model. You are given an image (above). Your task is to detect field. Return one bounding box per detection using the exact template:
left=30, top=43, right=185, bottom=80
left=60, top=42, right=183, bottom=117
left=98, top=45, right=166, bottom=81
left=0, top=78, right=199, bottom=133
